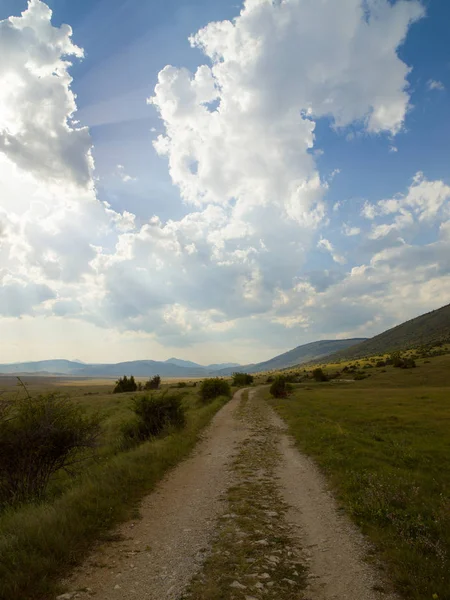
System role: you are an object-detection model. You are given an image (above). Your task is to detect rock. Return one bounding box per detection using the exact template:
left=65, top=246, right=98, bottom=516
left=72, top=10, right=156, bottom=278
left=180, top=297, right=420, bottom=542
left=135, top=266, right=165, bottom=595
left=230, top=581, right=247, bottom=589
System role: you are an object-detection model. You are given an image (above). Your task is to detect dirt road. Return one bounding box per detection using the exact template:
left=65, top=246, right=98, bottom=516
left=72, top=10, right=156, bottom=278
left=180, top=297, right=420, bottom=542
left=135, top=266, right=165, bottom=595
left=62, top=389, right=395, bottom=600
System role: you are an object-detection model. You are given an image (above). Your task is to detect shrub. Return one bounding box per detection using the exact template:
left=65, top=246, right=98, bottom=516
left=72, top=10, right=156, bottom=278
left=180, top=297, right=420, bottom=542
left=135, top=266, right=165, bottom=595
left=312, top=368, right=328, bottom=382
left=199, top=378, right=231, bottom=403
left=121, top=393, right=185, bottom=448
left=266, top=375, right=274, bottom=383
left=376, top=360, right=386, bottom=367
left=232, top=372, right=254, bottom=386
left=354, top=373, right=367, bottom=380
left=113, top=375, right=137, bottom=394
left=177, top=381, right=187, bottom=388
left=0, top=392, right=100, bottom=507
left=270, top=376, right=293, bottom=398
left=144, top=375, right=161, bottom=390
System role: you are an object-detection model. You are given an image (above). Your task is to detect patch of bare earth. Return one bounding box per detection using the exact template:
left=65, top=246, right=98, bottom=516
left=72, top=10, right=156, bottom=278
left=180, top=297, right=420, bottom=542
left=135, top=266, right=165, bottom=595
left=60, top=388, right=398, bottom=600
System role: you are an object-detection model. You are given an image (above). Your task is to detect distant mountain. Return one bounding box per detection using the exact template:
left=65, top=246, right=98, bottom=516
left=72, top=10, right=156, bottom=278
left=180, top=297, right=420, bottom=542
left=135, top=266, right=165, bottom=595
left=207, top=362, right=241, bottom=370
left=165, top=358, right=204, bottom=369
left=0, top=357, right=240, bottom=378
left=322, top=303, right=450, bottom=362
left=0, top=360, right=84, bottom=375
left=165, top=358, right=241, bottom=371
left=217, top=339, right=366, bottom=374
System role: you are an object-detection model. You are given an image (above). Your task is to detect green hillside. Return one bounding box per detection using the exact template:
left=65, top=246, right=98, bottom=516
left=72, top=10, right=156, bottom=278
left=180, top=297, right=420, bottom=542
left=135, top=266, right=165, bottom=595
left=219, top=338, right=366, bottom=374
left=326, top=303, right=450, bottom=361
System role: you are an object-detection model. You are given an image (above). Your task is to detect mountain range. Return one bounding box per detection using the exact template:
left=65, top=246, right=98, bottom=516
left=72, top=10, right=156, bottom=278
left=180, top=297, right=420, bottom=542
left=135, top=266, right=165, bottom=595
left=0, top=340, right=363, bottom=378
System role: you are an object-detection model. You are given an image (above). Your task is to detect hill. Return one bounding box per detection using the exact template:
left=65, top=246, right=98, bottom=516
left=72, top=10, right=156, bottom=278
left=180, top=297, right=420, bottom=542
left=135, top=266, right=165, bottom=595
left=323, top=303, right=450, bottom=362
left=218, top=339, right=366, bottom=374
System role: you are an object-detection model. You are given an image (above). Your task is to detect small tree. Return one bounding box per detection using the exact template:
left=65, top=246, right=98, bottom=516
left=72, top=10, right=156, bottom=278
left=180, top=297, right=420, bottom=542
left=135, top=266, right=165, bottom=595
left=0, top=391, right=100, bottom=506
left=121, top=392, right=186, bottom=448
left=144, top=375, right=161, bottom=390
left=312, top=368, right=328, bottom=382
left=199, top=378, right=231, bottom=403
left=113, top=375, right=138, bottom=394
left=232, top=372, right=254, bottom=386
left=270, top=375, right=292, bottom=398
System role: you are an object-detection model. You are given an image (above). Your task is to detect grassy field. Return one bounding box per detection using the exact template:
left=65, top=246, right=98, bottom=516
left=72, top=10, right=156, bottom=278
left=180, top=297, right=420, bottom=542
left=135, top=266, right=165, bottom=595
left=267, top=354, right=450, bottom=600
left=0, top=376, right=228, bottom=600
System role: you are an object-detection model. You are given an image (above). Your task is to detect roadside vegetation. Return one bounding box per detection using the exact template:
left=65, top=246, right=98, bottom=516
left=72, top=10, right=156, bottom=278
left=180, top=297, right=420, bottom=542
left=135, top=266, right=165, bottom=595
left=0, top=376, right=231, bottom=600
left=266, top=350, right=450, bottom=600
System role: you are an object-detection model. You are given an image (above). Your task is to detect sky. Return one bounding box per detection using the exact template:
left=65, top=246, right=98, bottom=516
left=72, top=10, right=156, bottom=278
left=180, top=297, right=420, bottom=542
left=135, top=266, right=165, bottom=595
left=0, top=0, right=449, bottom=365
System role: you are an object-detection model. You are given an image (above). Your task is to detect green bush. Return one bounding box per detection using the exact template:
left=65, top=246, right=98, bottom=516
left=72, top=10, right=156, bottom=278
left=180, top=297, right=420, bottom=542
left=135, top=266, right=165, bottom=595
left=312, top=368, right=328, bottom=382
left=269, top=376, right=293, bottom=398
left=232, top=372, right=254, bottom=386
left=199, top=378, right=231, bottom=403
left=0, top=392, right=100, bottom=507
left=121, top=393, right=185, bottom=448
left=354, top=373, right=367, bottom=380
left=144, top=375, right=161, bottom=390
left=113, top=375, right=137, bottom=394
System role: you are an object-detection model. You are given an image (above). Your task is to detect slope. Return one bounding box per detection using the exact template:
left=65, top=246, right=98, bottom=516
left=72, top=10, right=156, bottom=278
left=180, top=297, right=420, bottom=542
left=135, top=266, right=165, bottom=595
left=218, top=339, right=366, bottom=374
left=324, top=302, right=450, bottom=362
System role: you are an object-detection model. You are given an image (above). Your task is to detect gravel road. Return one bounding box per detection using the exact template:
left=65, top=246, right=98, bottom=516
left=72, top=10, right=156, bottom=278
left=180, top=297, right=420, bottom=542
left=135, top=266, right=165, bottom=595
left=61, top=388, right=396, bottom=600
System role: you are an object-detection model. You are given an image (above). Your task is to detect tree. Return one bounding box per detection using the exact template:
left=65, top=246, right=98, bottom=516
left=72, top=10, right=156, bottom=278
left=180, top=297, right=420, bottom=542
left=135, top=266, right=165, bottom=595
left=199, top=378, right=231, bottom=403
left=113, top=375, right=138, bottom=394
left=0, top=391, right=100, bottom=506
left=312, top=368, right=328, bottom=382
left=144, top=375, right=161, bottom=390
left=269, top=375, right=292, bottom=398
left=121, top=392, right=186, bottom=448
left=232, top=372, right=254, bottom=386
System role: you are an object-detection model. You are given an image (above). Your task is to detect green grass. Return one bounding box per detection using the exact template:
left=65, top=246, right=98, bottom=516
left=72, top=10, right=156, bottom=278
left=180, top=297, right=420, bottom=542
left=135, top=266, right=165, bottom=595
left=0, top=378, right=228, bottom=600
left=267, top=354, right=450, bottom=600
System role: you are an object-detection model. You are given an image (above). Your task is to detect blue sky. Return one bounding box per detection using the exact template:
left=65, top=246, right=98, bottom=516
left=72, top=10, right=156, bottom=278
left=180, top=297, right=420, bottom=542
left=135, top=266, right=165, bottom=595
left=1, top=0, right=450, bottom=364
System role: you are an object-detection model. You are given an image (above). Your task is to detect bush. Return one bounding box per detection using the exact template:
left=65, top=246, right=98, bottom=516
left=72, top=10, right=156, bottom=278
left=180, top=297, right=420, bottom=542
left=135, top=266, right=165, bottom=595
left=376, top=360, right=386, bottom=367
left=232, top=372, right=254, bottom=386
left=312, top=368, right=328, bottom=382
left=121, top=393, right=185, bottom=447
left=177, top=381, right=187, bottom=388
left=144, top=375, right=161, bottom=390
left=0, top=392, right=100, bottom=507
left=266, top=376, right=274, bottom=383
left=270, top=376, right=293, bottom=398
left=199, top=378, right=231, bottom=403
left=390, top=352, right=416, bottom=369
left=113, top=375, right=137, bottom=394
left=354, top=373, right=367, bottom=380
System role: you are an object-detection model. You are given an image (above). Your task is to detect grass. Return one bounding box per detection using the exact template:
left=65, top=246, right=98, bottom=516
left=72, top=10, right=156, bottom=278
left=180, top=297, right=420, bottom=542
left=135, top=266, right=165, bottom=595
left=266, top=354, right=450, bottom=600
left=0, top=377, right=228, bottom=600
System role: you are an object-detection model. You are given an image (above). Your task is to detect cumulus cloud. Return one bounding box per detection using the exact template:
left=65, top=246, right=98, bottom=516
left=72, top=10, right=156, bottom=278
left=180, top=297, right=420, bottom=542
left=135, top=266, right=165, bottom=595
left=5, top=0, right=450, bottom=358
left=0, top=0, right=93, bottom=187
left=362, top=172, right=450, bottom=239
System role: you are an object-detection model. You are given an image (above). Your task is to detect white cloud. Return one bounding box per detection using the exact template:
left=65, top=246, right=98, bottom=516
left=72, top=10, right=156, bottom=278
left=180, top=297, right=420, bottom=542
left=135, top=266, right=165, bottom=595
left=365, top=172, right=450, bottom=239
left=0, top=0, right=93, bottom=187
left=342, top=224, right=361, bottom=236
left=317, top=237, right=346, bottom=265
left=427, top=79, right=445, bottom=91
left=117, top=164, right=137, bottom=183
left=5, top=0, right=449, bottom=363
